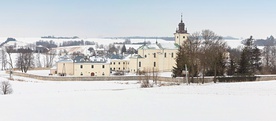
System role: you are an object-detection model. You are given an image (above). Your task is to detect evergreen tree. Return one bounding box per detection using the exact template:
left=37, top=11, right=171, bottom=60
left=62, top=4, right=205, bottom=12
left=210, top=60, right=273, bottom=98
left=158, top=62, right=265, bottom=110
left=227, top=59, right=236, bottom=75
left=238, top=36, right=259, bottom=75
left=238, top=48, right=251, bottom=75
left=252, top=46, right=262, bottom=73
left=226, top=48, right=241, bottom=76
left=121, top=44, right=126, bottom=54
left=172, top=45, right=187, bottom=77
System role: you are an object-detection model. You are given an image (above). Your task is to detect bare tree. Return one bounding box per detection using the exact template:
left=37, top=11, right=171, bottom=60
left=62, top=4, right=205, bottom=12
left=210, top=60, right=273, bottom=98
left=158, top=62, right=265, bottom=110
left=200, top=30, right=226, bottom=83
left=5, top=46, right=14, bottom=69
left=1, top=48, right=7, bottom=70
left=263, top=45, right=276, bottom=73
left=1, top=81, right=13, bottom=95
left=45, top=49, right=56, bottom=68
left=16, top=48, right=34, bottom=73
left=36, top=53, right=42, bottom=68
left=139, top=68, right=153, bottom=88
left=173, top=30, right=226, bottom=84
left=152, top=67, right=159, bottom=85
left=187, top=32, right=201, bottom=83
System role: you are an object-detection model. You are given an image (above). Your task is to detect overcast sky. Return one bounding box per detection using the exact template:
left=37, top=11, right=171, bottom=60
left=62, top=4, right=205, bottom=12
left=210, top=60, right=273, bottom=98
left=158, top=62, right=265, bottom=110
left=0, top=0, right=275, bottom=39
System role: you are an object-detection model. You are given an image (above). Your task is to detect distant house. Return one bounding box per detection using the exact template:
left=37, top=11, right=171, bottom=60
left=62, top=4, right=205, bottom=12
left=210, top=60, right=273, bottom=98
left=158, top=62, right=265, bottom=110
left=73, top=56, right=110, bottom=76
left=52, top=55, right=110, bottom=76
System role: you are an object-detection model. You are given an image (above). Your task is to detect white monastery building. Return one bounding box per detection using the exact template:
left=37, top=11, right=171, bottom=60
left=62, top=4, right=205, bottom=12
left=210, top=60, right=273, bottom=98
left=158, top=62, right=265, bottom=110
left=52, top=16, right=189, bottom=76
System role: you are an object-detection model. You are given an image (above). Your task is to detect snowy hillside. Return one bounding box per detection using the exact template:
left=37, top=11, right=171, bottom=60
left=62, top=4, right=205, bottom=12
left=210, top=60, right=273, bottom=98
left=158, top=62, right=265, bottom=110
left=0, top=37, right=243, bottom=49
left=0, top=37, right=170, bottom=47
left=0, top=71, right=276, bottom=121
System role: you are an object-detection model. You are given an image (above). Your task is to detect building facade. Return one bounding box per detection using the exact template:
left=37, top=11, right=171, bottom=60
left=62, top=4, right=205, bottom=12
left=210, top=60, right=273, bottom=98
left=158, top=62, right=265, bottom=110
left=54, top=56, right=110, bottom=76
left=52, top=15, right=189, bottom=76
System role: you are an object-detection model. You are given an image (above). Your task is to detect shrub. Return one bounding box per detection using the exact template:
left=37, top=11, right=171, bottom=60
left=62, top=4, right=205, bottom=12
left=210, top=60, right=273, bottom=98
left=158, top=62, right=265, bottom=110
left=1, top=81, right=13, bottom=95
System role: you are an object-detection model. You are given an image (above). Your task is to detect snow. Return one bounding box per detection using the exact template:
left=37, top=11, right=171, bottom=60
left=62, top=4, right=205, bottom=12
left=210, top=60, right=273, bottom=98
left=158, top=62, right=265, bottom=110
left=0, top=71, right=276, bottom=121
left=224, top=39, right=243, bottom=49
left=20, top=70, right=51, bottom=76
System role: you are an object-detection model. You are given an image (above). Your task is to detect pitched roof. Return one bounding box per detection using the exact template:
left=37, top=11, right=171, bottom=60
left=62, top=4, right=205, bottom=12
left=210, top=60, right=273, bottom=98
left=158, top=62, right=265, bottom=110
left=73, top=56, right=109, bottom=63
left=138, top=42, right=178, bottom=50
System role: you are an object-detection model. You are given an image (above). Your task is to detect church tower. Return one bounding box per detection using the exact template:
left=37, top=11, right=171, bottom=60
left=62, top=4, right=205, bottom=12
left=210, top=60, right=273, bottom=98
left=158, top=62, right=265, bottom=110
left=174, top=14, right=189, bottom=46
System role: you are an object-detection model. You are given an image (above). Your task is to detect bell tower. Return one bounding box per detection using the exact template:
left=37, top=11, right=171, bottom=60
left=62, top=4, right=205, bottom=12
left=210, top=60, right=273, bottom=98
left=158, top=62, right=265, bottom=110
left=174, top=14, right=189, bottom=46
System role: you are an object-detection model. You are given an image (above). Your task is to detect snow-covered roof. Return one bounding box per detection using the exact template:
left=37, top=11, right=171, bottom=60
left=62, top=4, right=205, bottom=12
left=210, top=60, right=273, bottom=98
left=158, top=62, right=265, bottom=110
left=138, top=42, right=178, bottom=50
left=74, top=56, right=109, bottom=63
left=127, top=54, right=143, bottom=59
left=158, top=42, right=179, bottom=49
left=57, top=55, right=73, bottom=63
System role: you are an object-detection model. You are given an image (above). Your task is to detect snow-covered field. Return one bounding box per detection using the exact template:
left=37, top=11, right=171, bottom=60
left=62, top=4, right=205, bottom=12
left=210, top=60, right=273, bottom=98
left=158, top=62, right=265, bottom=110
left=1, top=71, right=276, bottom=121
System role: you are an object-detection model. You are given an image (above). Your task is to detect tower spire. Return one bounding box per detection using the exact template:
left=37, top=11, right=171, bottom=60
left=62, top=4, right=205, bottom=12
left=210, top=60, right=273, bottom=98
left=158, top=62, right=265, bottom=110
left=181, top=13, right=183, bottom=23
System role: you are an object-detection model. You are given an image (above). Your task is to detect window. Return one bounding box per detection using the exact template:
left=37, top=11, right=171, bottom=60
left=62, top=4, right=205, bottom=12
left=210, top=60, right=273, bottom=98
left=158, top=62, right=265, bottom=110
left=110, top=62, right=112, bottom=65
left=80, top=65, right=83, bottom=69
left=145, top=55, right=147, bottom=58
left=164, top=53, right=166, bottom=58
left=139, top=61, right=141, bottom=67
left=123, top=67, right=125, bottom=70
left=171, top=53, right=174, bottom=58
left=113, top=68, right=115, bottom=70
left=154, top=62, right=156, bottom=67
left=154, top=53, right=156, bottom=58
left=80, top=72, right=83, bottom=76
left=177, top=36, right=178, bottom=38
left=102, top=73, right=105, bottom=76
left=119, top=62, right=120, bottom=65
left=183, top=36, right=185, bottom=39
left=119, top=67, right=120, bottom=70
left=91, top=65, right=94, bottom=68
left=113, top=62, right=115, bottom=65
left=102, top=65, right=105, bottom=68
left=123, top=62, right=125, bottom=64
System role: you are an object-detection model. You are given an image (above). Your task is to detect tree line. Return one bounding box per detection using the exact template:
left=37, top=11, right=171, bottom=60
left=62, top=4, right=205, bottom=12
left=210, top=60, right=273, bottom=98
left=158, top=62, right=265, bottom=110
left=173, top=30, right=264, bottom=84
